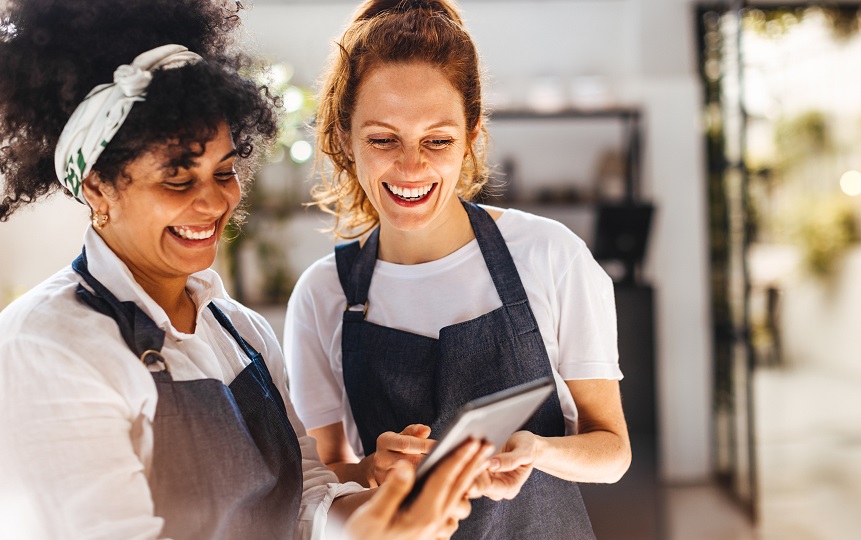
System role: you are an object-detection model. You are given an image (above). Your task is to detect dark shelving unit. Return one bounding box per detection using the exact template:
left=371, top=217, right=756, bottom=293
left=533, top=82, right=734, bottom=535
left=490, top=106, right=662, bottom=540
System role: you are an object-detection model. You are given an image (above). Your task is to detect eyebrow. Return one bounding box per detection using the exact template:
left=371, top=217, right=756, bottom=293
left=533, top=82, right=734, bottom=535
left=360, top=120, right=461, bottom=131
left=159, top=148, right=239, bottom=178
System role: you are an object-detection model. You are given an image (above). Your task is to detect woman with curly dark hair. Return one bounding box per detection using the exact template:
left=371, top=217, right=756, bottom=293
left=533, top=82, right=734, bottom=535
left=0, top=1, right=492, bottom=538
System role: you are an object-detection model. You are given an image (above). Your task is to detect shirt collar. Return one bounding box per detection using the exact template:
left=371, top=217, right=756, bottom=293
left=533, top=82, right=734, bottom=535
left=82, top=226, right=227, bottom=338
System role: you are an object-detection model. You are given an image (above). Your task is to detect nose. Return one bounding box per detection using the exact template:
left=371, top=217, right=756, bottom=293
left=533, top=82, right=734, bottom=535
left=397, top=145, right=426, bottom=180
left=193, top=178, right=231, bottom=216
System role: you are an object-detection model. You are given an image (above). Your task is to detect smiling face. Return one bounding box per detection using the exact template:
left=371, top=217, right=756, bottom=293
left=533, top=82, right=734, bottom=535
left=347, top=62, right=473, bottom=235
left=85, top=123, right=240, bottom=286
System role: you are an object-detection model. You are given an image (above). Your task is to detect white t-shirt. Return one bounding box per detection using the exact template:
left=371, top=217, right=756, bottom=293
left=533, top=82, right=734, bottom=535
left=0, top=227, right=362, bottom=540
left=284, top=207, right=622, bottom=457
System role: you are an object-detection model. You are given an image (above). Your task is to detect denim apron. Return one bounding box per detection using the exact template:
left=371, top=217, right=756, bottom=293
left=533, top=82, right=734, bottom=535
left=336, top=201, right=595, bottom=539
left=72, top=249, right=303, bottom=540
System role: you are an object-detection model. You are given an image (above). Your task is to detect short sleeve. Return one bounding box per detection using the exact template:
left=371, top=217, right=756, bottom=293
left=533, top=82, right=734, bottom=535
left=283, top=264, right=346, bottom=432
left=554, top=248, right=623, bottom=381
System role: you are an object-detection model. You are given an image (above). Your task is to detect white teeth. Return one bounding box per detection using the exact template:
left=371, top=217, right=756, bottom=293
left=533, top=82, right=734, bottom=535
left=170, top=225, right=216, bottom=240
left=385, top=183, right=432, bottom=201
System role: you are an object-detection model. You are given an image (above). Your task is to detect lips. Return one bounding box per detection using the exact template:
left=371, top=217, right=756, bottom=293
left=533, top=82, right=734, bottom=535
left=168, top=224, right=217, bottom=241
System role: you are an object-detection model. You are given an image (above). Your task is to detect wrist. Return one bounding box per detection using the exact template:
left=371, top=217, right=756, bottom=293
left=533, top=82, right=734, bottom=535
left=530, top=433, right=549, bottom=470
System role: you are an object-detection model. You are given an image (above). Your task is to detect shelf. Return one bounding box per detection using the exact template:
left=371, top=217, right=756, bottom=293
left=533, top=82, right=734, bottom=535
left=488, top=106, right=644, bottom=204
left=489, top=107, right=641, bottom=121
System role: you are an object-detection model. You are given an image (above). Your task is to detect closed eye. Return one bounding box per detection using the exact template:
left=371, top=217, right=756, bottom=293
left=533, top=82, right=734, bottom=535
left=215, top=170, right=238, bottom=182
left=425, top=138, right=455, bottom=149
left=367, top=137, right=399, bottom=149
left=165, top=180, right=194, bottom=190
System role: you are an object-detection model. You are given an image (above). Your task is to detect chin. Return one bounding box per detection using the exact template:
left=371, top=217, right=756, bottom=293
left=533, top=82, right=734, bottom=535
left=177, top=254, right=218, bottom=276
left=383, top=213, right=435, bottom=232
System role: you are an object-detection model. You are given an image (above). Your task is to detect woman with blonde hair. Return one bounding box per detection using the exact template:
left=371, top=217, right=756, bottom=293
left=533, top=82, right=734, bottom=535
left=284, top=1, right=632, bottom=538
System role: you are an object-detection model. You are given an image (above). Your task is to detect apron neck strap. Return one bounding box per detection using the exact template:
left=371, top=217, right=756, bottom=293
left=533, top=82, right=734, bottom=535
left=206, top=302, right=261, bottom=361
left=71, top=248, right=167, bottom=366
left=335, top=227, right=380, bottom=307
left=461, top=201, right=529, bottom=305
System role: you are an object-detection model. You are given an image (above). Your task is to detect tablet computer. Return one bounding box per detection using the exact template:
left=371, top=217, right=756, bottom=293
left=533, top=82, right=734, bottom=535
left=404, top=377, right=556, bottom=504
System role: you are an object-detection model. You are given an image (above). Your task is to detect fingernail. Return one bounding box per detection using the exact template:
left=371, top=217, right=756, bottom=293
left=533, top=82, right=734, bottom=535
left=488, top=458, right=500, bottom=471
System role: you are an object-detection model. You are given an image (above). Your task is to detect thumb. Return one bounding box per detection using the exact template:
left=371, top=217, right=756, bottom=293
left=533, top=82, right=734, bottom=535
left=364, top=461, right=415, bottom=521
left=488, top=450, right=529, bottom=472
left=401, top=423, right=432, bottom=438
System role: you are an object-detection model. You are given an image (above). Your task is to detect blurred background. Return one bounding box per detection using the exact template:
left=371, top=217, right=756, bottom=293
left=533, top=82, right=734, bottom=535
left=3, top=1, right=861, bottom=538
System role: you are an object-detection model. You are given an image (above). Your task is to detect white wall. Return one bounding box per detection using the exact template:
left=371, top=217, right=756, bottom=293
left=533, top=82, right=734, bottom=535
left=0, top=196, right=89, bottom=308
left=244, top=0, right=713, bottom=482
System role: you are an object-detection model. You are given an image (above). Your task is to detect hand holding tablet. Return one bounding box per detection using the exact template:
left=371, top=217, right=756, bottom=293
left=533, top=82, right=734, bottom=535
left=403, top=377, right=556, bottom=505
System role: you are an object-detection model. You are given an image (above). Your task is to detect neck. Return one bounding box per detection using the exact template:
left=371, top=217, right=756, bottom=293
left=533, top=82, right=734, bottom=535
left=139, top=272, right=197, bottom=332
left=377, top=201, right=474, bottom=265
left=96, top=231, right=198, bottom=333
left=120, top=259, right=197, bottom=334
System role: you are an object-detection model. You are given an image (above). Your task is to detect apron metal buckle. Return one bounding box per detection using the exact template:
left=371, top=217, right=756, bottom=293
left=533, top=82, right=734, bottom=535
left=345, top=301, right=368, bottom=319
left=140, top=349, right=170, bottom=373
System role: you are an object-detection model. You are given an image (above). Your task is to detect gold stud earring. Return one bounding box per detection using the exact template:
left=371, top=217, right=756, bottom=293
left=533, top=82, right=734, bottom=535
left=92, top=211, right=109, bottom=230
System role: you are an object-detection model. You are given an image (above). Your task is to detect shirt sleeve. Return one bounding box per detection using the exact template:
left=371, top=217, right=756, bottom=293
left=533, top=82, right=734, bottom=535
left=288, top=405, right=366, bottom=540
left=282, top=274, right=346, bottom=431
left=245, top=308, right=366, bottom=540
left=554, top=247, right=623, bottom=381
left=0, top=336, right=168, bottom=540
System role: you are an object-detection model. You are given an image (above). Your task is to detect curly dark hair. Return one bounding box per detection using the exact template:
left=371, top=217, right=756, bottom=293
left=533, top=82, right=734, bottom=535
left=0, top=0, right=280, bottom=221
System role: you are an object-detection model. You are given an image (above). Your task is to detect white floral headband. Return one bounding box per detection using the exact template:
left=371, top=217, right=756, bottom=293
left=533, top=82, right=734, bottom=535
left=54, top=44, right=202, bottom=204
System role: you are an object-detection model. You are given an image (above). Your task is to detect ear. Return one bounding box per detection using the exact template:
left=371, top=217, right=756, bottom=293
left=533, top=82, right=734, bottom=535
left=337, top=126, right=354, bottom=162
left=80, top=172, right=111, bottom=215
left=469, top=121, right=482, bottom=144
left=465, top=121, right=481, bottom=157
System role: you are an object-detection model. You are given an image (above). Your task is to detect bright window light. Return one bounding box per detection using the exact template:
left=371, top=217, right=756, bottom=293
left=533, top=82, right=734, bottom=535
left=289, top=140, right=313, bottom=163
left=839, top=170, right=861, bottom=196
left=284, top=87, right=304, bottom=113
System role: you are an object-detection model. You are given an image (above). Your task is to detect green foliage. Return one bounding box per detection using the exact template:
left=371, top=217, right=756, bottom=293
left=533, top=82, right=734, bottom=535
left=265, top=64, right=317, bottom=163
left=744, top=6, right=860, bottom=41
left=789, top=195, right=857, bottom=278
left=224, top=62, right=316, bottom=304
left=743, top=8, right=804, bottom=38
left=773, top=111, right=830, bottom=174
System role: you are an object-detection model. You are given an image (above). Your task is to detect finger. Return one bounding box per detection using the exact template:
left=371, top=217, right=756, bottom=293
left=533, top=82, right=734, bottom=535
left=482, top=474, right=515, bottom=501
left=468, top=470, right=492, bottom=499
left=414, top=438, right=482, bottom=511
left=361, top=461, right=415, bottom=522
left=450, top=497, right=472, bottom=521
left=377, top=453, right=425, bottom=471
left=439, top=441, right=495, bottom=513
left=488, top=449, right=531, bottom=472
left=436, top=516, right=460, bottom=539
left=378, top=431, right=436, bottom=455
left=401, top=423, right=432, bottom=439
left=376, top=454, right=425, bottom=484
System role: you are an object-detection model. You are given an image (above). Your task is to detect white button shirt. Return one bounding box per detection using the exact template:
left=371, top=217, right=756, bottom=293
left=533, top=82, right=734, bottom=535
left=0, top=227, right=362, bottom=540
